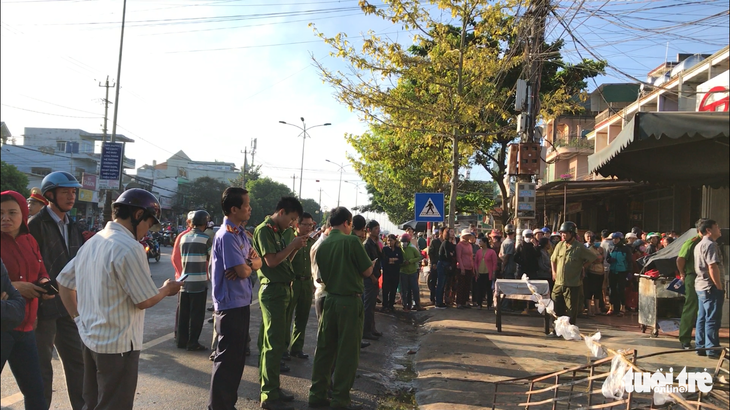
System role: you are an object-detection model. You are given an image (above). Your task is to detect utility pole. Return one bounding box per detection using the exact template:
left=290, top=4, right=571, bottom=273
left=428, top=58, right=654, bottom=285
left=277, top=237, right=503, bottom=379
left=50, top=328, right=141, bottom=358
left=318, top=188, right=323, bottom=213
left=250, top=138, right=257, bottom=167
left=98, top=76, right=115, bottom=141
left=98, top=76, right=114, bottom=226
left=103, top=0, right=128, bottom=224
left=512, top=0, right=548, bottom=237
left=240, top=146, right=248, bottom=188
left=291, top=174, right=296, bottom=193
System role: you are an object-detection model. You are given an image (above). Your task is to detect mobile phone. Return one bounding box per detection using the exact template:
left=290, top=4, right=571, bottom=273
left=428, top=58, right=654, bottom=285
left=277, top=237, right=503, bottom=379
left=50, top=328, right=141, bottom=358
left=39, top=281, right=59, bottom=296
left=372, top=258, right=379, bottom=265
left=177, top=273, right=190, bottom=282
left=309, top=228, right=322, bottom=239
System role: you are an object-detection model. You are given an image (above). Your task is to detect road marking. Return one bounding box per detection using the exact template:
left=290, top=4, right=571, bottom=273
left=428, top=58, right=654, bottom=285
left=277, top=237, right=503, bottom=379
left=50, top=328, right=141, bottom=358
left=1, top=299, right=260, bottom=405
left=142, top=299, right=260, bottom=351
left=1, top=393, right=23, bottom=407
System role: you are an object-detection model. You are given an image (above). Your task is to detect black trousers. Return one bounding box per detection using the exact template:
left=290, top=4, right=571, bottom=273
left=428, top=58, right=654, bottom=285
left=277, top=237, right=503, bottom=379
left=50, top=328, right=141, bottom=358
left=82, top=345, right=140, bottom=410
left=177, top=291, right=207, bottom=348
left=427, top=264, right=438, bottom=302
left=35, top=315, right=85, bottom=410
left=474, top=274, right=493, bottom=307
left=382, top=271, right=400, bottom=309
left=362, top=277, right=378, bottom=334
left=208, top=305, right=250, bottom=410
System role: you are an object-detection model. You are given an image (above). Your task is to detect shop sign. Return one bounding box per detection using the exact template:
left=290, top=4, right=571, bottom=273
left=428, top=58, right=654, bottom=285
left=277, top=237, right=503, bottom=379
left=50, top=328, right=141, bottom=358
left=81, top=173, right=97, bottom=190
left=78, top=189, right=94, bottom=202
left=696, top=71, right=729, bottom=112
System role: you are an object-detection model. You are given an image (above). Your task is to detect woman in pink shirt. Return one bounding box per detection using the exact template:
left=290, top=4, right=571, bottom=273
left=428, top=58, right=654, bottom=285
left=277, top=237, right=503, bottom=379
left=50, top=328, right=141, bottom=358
left=455, top=229, right=475, bottom=309
left=474, top=236, right=498, bottom=309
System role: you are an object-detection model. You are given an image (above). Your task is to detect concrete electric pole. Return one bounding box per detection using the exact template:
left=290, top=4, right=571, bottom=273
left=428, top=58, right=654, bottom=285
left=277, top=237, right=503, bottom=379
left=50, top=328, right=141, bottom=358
left=512, top=0, right=548, bottom=237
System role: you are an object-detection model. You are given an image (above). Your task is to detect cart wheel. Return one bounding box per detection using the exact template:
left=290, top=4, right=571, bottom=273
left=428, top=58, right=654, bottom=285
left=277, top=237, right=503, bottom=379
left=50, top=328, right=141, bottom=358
left=641, top=324, right=647, bottom=333
left=652, top=328, right=659, bottom=337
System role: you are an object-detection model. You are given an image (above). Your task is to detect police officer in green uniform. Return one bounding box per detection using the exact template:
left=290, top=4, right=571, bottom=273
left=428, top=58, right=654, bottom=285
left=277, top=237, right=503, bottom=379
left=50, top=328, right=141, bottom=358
left=252, top=197, right=306, bottom=410
left=550, top=221, right=597, bottom=326
left=285, top=212, right=316, bottom=359
left=309, top=207, right=374, bottom=410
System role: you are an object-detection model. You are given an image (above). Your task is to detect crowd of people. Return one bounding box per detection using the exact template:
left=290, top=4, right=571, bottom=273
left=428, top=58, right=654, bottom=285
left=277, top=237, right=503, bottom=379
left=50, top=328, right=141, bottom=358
left=1, top=170, right=726, bottom=410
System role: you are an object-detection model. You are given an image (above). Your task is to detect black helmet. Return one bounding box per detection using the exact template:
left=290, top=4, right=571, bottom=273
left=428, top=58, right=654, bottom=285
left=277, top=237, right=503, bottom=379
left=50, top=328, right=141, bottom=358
left=558, top=221, right=577, bottom=234
left=41, top=171, right=82, bottom=195
left=113, top=188, right=161, bottom=227
left=192, top=210, right=210, bottom=227
left=504, top=224, right=515, bottom=234
left=631, top=226, right=642, bottom=235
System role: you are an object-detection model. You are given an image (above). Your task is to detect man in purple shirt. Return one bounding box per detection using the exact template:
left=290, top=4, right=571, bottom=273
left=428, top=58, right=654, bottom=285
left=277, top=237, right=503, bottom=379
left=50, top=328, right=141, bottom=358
left=208, top=187, right=262, bottom=410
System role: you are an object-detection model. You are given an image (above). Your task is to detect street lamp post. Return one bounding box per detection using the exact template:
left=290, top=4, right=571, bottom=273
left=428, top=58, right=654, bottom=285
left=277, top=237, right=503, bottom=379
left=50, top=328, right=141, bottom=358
left=325, top=159, right=349, bottom=207
left=279, top=118, right=331, bottom=198
left=344, top=180, right=365, bottom=208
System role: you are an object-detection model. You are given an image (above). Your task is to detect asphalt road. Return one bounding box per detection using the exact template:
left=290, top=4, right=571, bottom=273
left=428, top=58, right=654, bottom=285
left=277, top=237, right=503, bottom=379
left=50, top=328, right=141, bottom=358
left=2, top=247, right=418, bottom=410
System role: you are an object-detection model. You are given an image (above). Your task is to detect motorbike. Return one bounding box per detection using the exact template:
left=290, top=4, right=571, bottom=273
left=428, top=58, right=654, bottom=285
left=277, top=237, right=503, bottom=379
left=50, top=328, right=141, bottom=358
left=140, top=234, right=161, bottom=262
left=161, top=231, right=172, bottom=247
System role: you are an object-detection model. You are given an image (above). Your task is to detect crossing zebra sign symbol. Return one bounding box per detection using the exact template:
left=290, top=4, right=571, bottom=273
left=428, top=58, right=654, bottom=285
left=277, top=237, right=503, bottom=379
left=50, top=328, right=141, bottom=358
left=415, top=193, right=444, bottom=222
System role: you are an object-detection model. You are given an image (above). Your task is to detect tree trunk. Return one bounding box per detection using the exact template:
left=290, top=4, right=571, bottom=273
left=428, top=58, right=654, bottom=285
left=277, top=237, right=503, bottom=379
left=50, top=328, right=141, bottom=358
left=448, top=132, right=459, bottom=228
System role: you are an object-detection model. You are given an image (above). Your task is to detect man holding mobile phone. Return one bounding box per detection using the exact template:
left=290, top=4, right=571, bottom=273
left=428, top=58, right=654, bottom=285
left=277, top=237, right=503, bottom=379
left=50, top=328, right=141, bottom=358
left=253, top=197, right=306, bottom=410
left=56, top=189, right=182, bottom=410
left=285, top=212, right=316, bottom=360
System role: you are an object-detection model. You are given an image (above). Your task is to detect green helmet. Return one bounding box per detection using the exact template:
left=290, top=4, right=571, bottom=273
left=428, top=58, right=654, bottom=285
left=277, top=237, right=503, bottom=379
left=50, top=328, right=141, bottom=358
left=558, top=221, right=577, bottom=234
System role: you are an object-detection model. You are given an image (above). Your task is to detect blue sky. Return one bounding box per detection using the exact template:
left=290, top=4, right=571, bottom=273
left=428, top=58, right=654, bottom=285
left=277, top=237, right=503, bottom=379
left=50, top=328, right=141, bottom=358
left=1, top=0, right=728, bottom=213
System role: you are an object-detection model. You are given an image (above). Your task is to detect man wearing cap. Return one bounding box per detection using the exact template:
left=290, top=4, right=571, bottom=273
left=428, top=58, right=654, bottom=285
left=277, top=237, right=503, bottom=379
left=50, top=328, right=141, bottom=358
left=550, top=222, right=596, bottom=325
left=455, top=229, right=475, bottom=309
left=499, top=225, right=517, bottom=280
left=57, top=189, right=183, bottom=410
left=28, top=171, right=86, bottom=409
left=27, top=187, right=48, bottom=217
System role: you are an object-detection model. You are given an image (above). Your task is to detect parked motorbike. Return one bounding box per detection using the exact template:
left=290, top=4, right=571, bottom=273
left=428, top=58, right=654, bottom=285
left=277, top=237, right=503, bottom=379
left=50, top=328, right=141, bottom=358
left=140, top=234, right=161, bottom=262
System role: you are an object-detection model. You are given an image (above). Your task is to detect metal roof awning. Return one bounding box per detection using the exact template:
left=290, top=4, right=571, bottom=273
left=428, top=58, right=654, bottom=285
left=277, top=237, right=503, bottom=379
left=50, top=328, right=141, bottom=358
left=536, top=180, right=641, bottom=203
left=588, top=111, right=730, bottom=187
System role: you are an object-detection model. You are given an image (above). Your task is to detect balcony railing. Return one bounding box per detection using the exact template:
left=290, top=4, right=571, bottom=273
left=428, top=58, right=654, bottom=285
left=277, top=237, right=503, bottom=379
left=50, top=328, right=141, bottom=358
left=549, top=137, right=594, bottom=152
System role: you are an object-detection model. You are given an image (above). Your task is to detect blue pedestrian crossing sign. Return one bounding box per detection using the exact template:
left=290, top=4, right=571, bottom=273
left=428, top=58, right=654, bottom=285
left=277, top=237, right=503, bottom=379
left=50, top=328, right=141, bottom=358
left=415, top=193, right=445, bottom=222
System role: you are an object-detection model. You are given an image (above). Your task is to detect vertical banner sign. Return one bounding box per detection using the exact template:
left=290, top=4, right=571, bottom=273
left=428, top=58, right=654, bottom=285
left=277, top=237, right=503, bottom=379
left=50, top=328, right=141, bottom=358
left=98, top=142, right=124, bottom=190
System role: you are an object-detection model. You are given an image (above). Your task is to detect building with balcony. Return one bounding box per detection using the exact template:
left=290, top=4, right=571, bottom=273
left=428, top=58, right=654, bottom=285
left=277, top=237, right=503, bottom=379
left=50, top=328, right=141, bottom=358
left=536, top=48, right=728, bottom=234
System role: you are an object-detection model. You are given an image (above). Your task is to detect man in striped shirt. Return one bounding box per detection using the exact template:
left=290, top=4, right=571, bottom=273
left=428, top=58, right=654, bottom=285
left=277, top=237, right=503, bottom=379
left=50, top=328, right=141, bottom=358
left=177, top=210, right=213, bottom=351
left=56, top=189, right=182, bottom=410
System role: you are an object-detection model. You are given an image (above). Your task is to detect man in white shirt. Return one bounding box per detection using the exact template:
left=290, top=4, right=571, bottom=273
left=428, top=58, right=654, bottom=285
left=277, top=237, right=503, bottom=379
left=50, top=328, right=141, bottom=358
left=57, top=189, right=182, bottom=410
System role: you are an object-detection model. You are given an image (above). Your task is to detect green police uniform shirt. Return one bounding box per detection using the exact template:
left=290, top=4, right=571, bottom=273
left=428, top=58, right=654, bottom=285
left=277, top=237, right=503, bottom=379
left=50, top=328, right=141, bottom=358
left=551, top=238, right=596, bottom=287
left=291, top=236, right=314, bottom=279
left=316, top=229, right=372, bottom=296
left=253, top=216, right=295, bottom=284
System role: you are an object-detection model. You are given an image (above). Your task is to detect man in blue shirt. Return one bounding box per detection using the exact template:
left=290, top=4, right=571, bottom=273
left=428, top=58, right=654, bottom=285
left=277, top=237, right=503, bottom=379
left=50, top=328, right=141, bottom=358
left=208, top=187, right=262, bottom=410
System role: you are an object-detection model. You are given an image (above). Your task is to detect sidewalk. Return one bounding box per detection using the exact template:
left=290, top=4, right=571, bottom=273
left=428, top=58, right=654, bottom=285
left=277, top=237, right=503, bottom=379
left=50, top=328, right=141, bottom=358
left=407, top=277, right=729, bottom=409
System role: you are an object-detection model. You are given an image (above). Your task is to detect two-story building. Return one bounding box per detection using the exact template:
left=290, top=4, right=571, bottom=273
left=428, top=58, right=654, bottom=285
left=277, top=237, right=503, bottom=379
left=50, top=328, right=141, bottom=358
left=1, top=127, right=136, bottom=227
left=134, top=150, right=239, bottom=223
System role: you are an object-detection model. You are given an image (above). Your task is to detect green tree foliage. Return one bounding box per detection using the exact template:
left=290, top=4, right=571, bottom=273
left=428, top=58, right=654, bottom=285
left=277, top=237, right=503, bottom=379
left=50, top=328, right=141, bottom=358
left=176, top=176, right=228, bottom=223
left=229, top=164, right=262, bottom=189
left=300, top=198, right=323, bottom=225
left=247, top=177, right=295, bottom=227
left=313, top=0, right=605, bottom=226
left=0, top=161, right=30, bottom=197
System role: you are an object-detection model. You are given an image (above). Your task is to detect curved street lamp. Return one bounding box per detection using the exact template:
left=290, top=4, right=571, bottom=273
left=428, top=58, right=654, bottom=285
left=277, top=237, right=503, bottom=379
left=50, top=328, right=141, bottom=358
left=325, top=159, right=351, bottom=207
left=279, top=118, right=331, bottom=198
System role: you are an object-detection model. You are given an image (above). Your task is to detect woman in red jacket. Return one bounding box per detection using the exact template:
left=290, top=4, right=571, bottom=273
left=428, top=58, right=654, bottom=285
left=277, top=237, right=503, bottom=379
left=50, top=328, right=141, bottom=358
left=1, top=190, right=53, bottom=409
